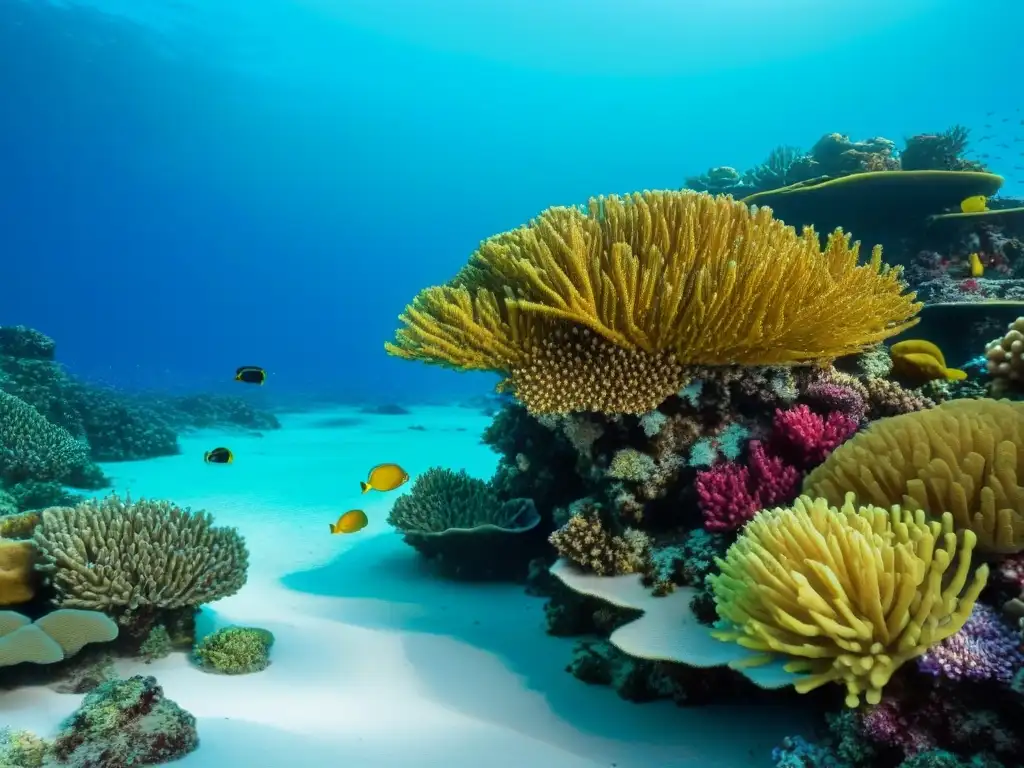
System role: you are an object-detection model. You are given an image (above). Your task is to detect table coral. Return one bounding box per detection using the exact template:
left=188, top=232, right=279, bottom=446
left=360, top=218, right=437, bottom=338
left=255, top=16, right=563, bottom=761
left=386, top=190, right=920, bottom=414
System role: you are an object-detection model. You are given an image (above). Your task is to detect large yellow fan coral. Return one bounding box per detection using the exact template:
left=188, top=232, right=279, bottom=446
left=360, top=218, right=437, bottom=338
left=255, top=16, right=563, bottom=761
left=386, top=190, right=920, bottom=414
left=709, top=494, right=988, bottom=708
left=804, top=398, right=1024, bottom=554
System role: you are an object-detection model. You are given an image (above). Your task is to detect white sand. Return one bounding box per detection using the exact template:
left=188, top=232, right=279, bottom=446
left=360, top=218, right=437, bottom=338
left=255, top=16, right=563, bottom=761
left=2, top=406, right=808, bottom=767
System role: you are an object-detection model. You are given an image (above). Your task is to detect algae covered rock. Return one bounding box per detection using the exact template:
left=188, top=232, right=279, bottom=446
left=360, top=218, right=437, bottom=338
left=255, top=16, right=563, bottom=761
left=193, top=625, right=274, bottom=674
left=49, top=675, right=198, bottom=767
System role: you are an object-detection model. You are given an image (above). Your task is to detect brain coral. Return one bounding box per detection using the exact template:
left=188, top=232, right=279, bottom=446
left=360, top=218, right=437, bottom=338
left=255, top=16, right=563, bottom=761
left=386, top=190, right=920, bottom=414
left=33, top=494, right=249, bottom=617
left=803, top=398, right=1024, bottom=554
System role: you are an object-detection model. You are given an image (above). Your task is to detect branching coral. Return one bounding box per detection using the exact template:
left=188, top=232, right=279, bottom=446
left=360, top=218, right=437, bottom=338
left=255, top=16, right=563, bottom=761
left=696, top=442, right=800, bottom=531
left=803, top=398, right=1024, bottom=554
left=386, top=190, right=921, bottom=414
left=33, top=494, right=249, bottom=618
left=549, top=503, right=649, bottom=575
left=709, top=494, right=988, bottom=707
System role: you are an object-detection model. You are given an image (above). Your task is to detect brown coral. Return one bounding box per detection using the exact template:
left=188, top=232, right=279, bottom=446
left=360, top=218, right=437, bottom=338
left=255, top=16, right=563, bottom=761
left=549, top=504, right=649, bottom=575
left=803, top=398, right=1024, bottom=554
left=386, top=190, right=921, bottom=414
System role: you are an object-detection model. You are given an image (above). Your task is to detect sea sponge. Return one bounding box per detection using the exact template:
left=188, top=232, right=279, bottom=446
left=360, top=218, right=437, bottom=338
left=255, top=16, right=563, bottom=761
left=803, top=398, right=1024, bottom=554
left=386, top=190, right=920, bottom=414
left=33, top=494, right=249, bottom=617
left=708, top=495, right=988, bottom=707
left=193, top=626, right=274, bottom=675
left=0, top=538, right=34, bottom=605
left=889, top=339, right=966, bottom=384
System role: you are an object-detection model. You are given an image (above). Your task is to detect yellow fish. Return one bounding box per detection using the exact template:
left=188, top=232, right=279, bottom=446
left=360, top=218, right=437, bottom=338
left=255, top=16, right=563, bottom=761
left=329, top=509, right=368, bottom=534
left=204, top=447, right=234, bottom=464
left=968, top=252, right=984, bottom=277
left=960, top=195, right=988, bottom=213
left=360, top=463, right=409, bottom=493
left=890, top=339, right=967, bottom=383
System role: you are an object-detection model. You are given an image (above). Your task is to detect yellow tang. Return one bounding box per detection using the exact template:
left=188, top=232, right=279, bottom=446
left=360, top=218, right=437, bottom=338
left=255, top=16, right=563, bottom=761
left=969, top=252, right=984, bottom=278
left=361, top=463, right=409, bottom=493
left=329, top=509, right=368, bottom=535
left=960, top=195, right=988, bottom=214
left=890, top=339, right=966, bottom=383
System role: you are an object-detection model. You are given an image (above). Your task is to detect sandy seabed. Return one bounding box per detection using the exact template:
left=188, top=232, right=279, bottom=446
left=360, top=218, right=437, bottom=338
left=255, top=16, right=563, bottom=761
left=2, top=406, right=809, bottom=767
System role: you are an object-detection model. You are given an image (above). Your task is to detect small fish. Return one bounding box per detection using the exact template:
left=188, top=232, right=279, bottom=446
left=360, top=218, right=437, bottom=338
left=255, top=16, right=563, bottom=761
left=329, top=509, right=369, bottom=534
left=235, top=366, right=266, bottom=385
left=960, top=195, right=988, bottom=214
left=980, top=153, right=991, bottom=159
left=360, top=463, right=409, bottom=493
left=969, top=252, right=984, bottom=278
left=204, top=447, right=234, bottom=464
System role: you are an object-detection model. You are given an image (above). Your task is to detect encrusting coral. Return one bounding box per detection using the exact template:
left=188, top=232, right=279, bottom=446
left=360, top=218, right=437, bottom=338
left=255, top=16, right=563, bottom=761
left=386, top=190, right=921, bottom=414
left=708, top=494, right=988, bottom=707
left=32, top=494, right=249, bottom=619
left=803, top=398, right=1024, bottom=554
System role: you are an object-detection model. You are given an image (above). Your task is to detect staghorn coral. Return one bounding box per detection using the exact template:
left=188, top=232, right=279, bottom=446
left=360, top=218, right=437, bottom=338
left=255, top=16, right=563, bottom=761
left=33, top=494, right=249, bottom=619
left=549, top=503, right=649, bottom=575
left=709, top=494, right=988, bottom=707
left=696, top=441, right=800, bottom=531
left=386, top=190, right=921, bottom=414
left=803, top=398, right=1024, bottom=554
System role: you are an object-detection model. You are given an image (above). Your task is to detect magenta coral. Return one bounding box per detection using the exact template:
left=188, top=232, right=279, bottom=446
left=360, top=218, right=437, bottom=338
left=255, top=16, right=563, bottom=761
left=803, top=381, right=867, bottom=424
left=771, top=405, right=858, bottom=465
left=696, top=441, right=800, bottom=531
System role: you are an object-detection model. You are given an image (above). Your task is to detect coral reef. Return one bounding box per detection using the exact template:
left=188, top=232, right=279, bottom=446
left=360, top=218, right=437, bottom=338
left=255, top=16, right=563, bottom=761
left=192, top=625, right=274, bottom=675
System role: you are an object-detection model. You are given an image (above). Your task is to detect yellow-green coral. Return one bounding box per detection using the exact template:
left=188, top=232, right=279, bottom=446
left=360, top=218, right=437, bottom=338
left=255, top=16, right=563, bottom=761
left=803, top=398, right=1024, bottom=553
left=549, top=505, right=649, bottom=575
left=193, top=626, right=274, bottom=675
left=386, top=190, right=920, bottom=414
left=33, top=494, right=249, bottom=617
left=709, top=494, right=987, bottom=707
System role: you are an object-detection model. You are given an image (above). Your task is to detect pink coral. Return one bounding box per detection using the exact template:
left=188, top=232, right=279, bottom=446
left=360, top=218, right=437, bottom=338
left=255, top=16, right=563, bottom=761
left=696, top=441, right=800, bottom=531
left=770, top=405, right=858, bottom=465
left=803, top=381, right=866, bottom=423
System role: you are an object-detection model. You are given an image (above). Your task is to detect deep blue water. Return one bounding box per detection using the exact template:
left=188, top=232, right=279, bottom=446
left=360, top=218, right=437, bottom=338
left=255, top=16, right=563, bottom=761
left=1, top=0, right=1022, bottom=403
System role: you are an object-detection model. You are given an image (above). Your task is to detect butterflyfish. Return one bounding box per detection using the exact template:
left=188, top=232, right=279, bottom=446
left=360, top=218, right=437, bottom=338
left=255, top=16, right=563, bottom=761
left=235, top=366, right=267, bottom=385
left=360, top=463, right=409, bottom=493
left=960, top=195, right=988, bottom=214
left=204, top=447, right=234, bottom=464
left=969, top=252, right=984, bottom=277
left=329, top=509, right=368, bottom=534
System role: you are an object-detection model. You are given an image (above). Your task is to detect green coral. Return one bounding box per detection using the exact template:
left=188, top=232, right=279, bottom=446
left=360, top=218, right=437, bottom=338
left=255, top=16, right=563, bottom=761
left=0, top=727, right=49, bottom=767
left=138, top=624, right=172, bottom=663
left=193, top=625, right=274, bottom=674
left=388, top=467, right=526, bottom=533
left=607, top=448, right=657, bottom=482
left=0, top=390, right=101, bottom=487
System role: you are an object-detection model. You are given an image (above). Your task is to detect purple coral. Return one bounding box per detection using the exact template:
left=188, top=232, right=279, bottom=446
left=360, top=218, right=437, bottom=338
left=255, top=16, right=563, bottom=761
left=803, top=381, right=867, bottom=423
left=916, top=603, right=1024, bottom=683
